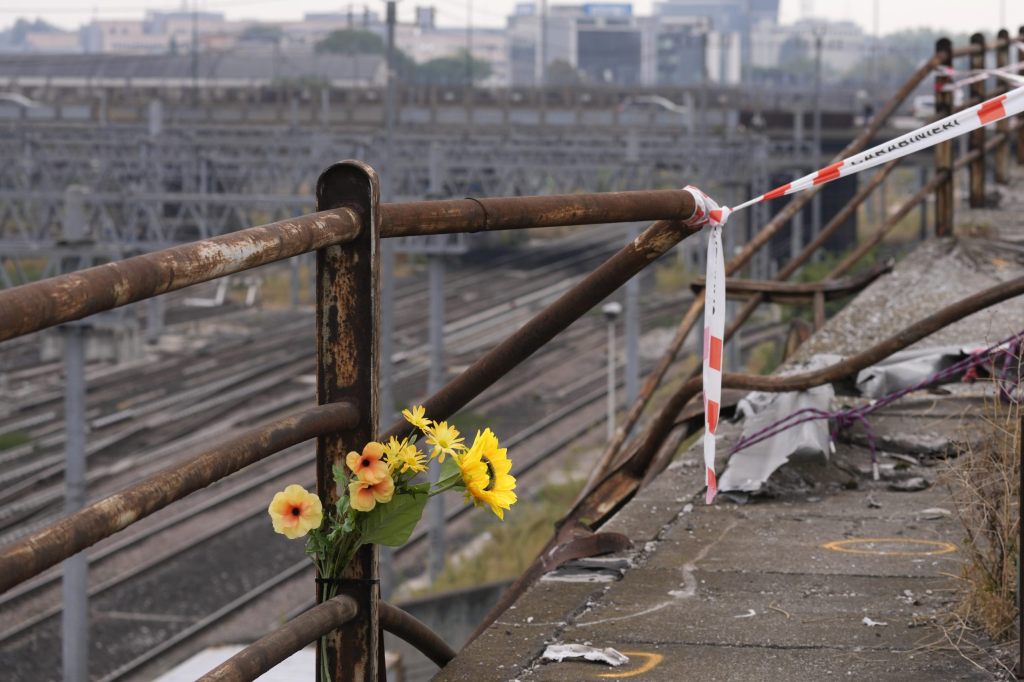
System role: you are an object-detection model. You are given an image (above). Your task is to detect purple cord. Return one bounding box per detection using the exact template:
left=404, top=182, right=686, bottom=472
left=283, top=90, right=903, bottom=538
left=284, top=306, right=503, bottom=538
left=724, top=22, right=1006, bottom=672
left=728, top=330, right=1024, bottom=466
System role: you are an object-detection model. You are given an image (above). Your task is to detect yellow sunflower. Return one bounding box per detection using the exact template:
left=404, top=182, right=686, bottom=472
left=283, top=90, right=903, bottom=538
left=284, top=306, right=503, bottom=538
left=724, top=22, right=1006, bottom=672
left=423, top=420, right=465, bottom=463
left=457, top=429, right=517, bottom=520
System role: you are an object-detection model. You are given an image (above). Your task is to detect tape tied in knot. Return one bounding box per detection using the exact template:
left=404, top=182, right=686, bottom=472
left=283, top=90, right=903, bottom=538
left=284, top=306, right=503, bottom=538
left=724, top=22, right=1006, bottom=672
left=682, top=185, right=732, bottom=229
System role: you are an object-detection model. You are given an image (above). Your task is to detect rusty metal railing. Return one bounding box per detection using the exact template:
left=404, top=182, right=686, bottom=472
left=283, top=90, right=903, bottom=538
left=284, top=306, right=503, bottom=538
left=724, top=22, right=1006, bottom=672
left=0, top=188, right=696, bottom=342
left=197, top=598, right=454, bottom=681
left=0, top=25, right=1021, bottom=682
left=0, top=160, right=700, bottom=679
left=0, top=403, right=359, bottom=593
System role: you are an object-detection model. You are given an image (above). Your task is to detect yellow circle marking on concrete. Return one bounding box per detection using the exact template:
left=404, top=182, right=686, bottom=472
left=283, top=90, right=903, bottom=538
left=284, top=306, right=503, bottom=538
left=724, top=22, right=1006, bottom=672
left=597, top=652, right=664, bottom=678
left=821, top=537, right=957, bottom=557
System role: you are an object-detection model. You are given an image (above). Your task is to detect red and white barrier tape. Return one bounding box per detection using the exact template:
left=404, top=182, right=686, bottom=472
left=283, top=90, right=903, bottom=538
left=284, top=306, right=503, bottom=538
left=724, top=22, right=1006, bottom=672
left=684, top=82, right=1024, bottom=504
left=937, top=62, right=1024, bottom=92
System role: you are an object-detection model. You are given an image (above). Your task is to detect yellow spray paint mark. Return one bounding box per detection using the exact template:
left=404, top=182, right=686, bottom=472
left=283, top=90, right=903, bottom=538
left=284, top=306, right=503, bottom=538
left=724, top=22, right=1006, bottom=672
left=821, top=537, right=957, bottom=557
left=597, top=651, right=664, bottom=678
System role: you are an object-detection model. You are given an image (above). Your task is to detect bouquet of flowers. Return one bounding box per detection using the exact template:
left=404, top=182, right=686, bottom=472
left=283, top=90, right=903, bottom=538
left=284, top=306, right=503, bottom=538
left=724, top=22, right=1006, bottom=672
left=268, top=404, right=517, bottom=591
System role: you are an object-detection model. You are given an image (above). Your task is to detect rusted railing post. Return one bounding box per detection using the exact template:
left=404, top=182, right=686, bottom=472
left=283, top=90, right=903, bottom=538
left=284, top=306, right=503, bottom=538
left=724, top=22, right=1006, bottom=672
left=995, top=29, right=1010, bottom=184
left=935, top=37, right=954, bottom=236
left=315, top=161, right=381, bottom=681
left=968, top=32, right=987, bottom=208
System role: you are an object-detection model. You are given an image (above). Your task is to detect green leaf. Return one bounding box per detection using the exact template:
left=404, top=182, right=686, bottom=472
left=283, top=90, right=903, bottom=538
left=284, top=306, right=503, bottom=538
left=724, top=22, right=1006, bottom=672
left=357, top=491, right=429, bottom=547
left=434, top=456, right=463, bottom=488
left=335, top=495, right=350, bottom=517
left=332, top=463, right=347, bottom=487
left=405, top=481, right=431, bottom=495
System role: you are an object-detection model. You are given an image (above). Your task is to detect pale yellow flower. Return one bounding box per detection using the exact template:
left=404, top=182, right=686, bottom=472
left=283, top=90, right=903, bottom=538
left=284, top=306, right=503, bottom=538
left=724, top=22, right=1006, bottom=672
left=402, top=405, right=431, bottom=432
left=383, top=436, right=427, bottom=474
left=346, top=441, right=389, bottom=484
left=423, top=420, right=465, bottom=462
left=348, top=476, right=395, bottom=512
left=268, top=484, right=323, bottom=539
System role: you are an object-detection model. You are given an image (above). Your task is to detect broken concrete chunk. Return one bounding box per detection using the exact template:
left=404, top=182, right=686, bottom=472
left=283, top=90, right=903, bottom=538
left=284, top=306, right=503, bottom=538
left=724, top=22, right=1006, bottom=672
left=541, top=644, right=630, bottom=667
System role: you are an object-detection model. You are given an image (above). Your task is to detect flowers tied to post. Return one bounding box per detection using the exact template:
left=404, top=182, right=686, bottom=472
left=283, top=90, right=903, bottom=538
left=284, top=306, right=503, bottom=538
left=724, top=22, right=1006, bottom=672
left=268, top=406, right=517, bottom=584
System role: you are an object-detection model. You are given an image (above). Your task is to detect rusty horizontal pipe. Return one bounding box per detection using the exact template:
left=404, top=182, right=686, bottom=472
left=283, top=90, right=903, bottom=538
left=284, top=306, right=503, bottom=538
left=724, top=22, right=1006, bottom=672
left=379, top=188, right=698, bottom=238
left=380, top=212, right=701, bottom=441
left=0, top=189, right=699, bottom=346
left=198, top=596, right=359, bottom=682
left=0, top=402, right=358, bottom=595
left=380, top=601, right=456, bottom=668
left=951, top=35, right=1012, bottom=57
left=689, top=261, right=892, bottom=304
left=0, top=208, right=361, bottom=343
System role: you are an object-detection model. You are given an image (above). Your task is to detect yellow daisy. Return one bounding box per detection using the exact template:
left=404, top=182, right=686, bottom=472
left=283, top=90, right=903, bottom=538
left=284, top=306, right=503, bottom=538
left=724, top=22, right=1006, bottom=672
left=423, top=420, right=465, bottom=463
left=383, top=436, right=427, bottom=475
left=457, top=429, right=517, bottom=520
left=402, top=405, right=431, bottom=432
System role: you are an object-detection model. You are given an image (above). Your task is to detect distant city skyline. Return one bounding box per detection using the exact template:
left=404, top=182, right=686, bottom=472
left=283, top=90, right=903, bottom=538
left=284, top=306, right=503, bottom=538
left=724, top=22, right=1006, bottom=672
left=2, top=0, right=1022, bottom=37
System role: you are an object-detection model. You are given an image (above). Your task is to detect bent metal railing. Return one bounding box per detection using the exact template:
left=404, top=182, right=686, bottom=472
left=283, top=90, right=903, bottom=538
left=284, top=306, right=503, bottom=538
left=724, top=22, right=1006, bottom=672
left=0, top=27, right=1021, bottom=682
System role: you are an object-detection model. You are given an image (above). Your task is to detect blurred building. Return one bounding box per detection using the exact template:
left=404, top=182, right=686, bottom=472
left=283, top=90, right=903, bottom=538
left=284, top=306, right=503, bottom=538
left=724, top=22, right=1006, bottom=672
left=508, top=1, right=781, bottom=87
left=642, top=16, right=709, bottom=86
left=81, top=11, right=228, bottom=54
left=509, top=3, right=643, bottom=86
left=655, top=0, right=779, bottom=82
left=751, top=19, right=868, bottom=77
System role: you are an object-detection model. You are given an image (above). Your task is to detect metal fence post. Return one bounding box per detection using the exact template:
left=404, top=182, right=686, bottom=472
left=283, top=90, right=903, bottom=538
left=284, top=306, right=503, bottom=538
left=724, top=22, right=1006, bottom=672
left=935, top=37, right=954, bottom=236
left=996, top=29, right=1011, bottom=184
left=315, top=161, right=381, bottom=682
left=427, top=253, right=446, bottom=582
left=61, top=322, right=89, bottom=682
left=969, top=32, right=987, bottom=208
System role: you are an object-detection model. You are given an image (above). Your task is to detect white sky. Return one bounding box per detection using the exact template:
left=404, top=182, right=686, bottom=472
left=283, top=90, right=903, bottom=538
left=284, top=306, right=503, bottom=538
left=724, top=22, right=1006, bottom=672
left=2, top=0, right=1022, bottom=36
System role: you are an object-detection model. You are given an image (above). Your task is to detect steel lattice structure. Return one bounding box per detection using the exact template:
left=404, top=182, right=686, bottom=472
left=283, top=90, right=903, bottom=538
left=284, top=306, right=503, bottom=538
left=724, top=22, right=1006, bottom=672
left=0, top=120, right=777, bottom=284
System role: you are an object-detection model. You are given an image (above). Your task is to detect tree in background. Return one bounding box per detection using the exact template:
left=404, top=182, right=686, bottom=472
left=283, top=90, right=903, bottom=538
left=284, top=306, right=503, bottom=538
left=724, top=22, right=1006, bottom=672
left=414, top=50, right=491, bottom=86
left=315, top=29, right=387, bottom=55
left=315, top=29, right=417, bottom=79
left=841, top=28, right=972, bottom=89
left=0, top=18, right=59, bottom=48
left=317, top=31, right=492, bottom=85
